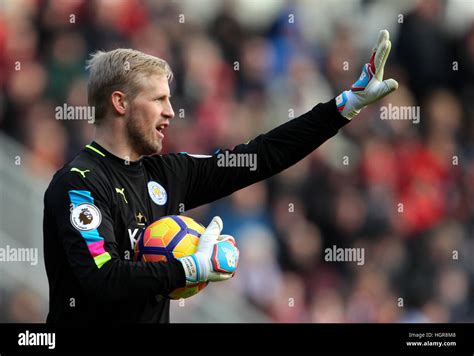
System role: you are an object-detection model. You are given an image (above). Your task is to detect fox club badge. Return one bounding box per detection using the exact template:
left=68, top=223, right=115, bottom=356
left=147, top=181, right=167, bottom=206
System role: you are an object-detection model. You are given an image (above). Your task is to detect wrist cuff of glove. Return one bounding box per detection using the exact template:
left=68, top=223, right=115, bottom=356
left=178, top=255, right=200, bottom=285
left=336, top=91, right=362, bottom=120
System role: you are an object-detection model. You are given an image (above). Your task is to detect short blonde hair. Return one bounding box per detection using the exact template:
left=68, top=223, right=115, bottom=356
left=86, top=48, right=173, bottom=123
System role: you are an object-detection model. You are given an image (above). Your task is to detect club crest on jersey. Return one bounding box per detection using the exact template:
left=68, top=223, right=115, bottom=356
left=70, top=203, right=102, bottom=231
left=147, top=181, right=167, bottom=206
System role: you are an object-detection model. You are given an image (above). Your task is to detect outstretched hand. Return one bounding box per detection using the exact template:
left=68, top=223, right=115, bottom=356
left=336, top=29, right=399, bottom=120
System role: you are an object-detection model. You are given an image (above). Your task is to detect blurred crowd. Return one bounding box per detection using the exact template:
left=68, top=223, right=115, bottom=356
left=1, top=0, right=474, bottom=322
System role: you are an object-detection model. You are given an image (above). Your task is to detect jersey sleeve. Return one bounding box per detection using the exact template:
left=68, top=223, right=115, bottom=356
left=44, top=170, right=185, bottom=302
left=161, top=99, right=349, bottom=210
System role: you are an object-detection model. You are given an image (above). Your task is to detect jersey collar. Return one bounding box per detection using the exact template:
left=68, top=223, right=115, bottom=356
left=85, top=141, right=143, bottom=172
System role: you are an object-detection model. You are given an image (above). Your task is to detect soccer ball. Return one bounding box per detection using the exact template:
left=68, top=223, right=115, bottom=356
left=134, top=215, right=207, bottom=299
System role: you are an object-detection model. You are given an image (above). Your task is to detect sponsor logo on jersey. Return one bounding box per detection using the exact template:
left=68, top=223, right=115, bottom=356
left=147, top=181, right=167, bottom=205
left=128, top=228, right=143, bottom=249
left=70, top=203, right=102, bottom=231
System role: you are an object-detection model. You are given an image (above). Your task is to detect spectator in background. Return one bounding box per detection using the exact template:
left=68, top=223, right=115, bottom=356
left=395, top=0, right=455, bottom=101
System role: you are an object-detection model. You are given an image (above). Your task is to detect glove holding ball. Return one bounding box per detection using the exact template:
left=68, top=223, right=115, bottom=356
left=178, top=216, right=240, bottom=285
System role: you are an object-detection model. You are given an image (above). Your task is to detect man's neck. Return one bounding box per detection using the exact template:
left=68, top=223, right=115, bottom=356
left=94, top=125, right=141, bottom=162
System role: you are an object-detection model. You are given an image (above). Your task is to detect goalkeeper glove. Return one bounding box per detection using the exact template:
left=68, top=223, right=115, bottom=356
left=177, top=216, right=239, bottom=286
left=336, top=29, right=399, bottom=120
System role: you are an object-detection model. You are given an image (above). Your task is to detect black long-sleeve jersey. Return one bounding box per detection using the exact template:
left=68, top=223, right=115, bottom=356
left=43, top=99, right=349, bottom=323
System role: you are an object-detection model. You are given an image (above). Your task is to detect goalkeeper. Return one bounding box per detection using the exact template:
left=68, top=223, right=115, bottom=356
left=43, top=30, right=397, bottom=323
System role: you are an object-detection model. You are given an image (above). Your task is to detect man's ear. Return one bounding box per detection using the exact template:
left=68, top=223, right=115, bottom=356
left=111, top=91, right=128, bottom=115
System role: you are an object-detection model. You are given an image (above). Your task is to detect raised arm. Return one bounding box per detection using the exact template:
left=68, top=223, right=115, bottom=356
left=160, top=29, right=398, bottom=211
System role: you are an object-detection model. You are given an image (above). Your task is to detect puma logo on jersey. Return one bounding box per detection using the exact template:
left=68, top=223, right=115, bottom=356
left=115, top=188, right=128, bottom=204
left=70, top=167, right=90, bottom=178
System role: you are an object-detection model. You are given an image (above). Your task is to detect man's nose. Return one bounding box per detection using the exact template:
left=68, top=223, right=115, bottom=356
left=163, top=102, right=175, bottom=119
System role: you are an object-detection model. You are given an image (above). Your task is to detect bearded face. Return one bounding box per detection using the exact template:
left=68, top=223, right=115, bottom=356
left=125, top=74, right=174, bottom=156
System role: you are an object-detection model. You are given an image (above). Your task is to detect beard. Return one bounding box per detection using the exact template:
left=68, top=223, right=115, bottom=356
left=125, top=116, right=162, bottom=157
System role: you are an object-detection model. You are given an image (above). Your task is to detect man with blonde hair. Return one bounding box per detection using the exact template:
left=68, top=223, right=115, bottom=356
left=43, top=30, right=397, bottom=323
